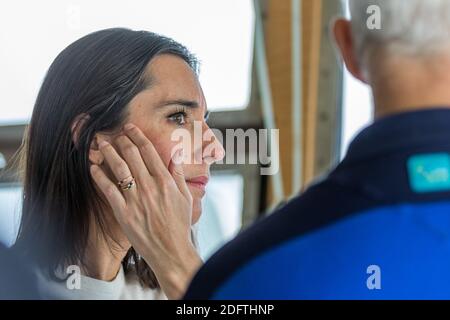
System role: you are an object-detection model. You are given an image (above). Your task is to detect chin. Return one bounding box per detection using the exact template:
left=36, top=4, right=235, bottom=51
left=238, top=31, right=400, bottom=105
left=187, top=184, right=205, bottom=225
left=191, top=199, right=202, bottom=225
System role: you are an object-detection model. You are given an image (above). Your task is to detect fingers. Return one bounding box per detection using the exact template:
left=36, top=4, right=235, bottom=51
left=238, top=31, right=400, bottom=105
left=90, top=164, right=126, bottom=213
left=168, top=149, right=191, bottom=200
left=123, top=124, right=171, bottom=181
left=98, top=139, right=137, bottom=198
left=96, top=125, right=189, bottom=203
left=115, top=135, right=154, bottom=189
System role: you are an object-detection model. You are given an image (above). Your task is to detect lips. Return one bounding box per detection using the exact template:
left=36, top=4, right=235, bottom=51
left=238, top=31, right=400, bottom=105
left=186, top=176, right=209, bottom=191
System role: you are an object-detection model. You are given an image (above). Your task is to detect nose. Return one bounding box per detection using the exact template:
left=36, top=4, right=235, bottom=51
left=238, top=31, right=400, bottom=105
left=201, top=122, right=225, bottom=164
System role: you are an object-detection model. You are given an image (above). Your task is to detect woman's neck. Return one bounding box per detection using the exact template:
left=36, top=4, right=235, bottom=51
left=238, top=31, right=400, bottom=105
left=82, top=216, right=131, bottom=281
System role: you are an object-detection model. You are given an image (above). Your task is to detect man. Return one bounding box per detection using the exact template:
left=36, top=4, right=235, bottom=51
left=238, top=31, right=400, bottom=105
left=185, top=0, right=450, bottom=299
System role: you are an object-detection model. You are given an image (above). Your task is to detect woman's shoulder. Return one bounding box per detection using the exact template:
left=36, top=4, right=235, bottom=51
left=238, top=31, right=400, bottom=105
left=34, top=265, right=166, bottom=300
left=122, top=269, right=167, bottom=300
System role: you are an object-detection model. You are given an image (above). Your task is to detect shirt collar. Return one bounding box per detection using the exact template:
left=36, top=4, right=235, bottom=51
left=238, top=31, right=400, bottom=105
left=344, top=108, right=450, bottom=164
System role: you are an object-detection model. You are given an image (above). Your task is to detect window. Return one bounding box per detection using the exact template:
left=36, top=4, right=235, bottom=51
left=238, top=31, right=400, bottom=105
left=0, top=1, right=257, bottom=249
left=341, top=71, right=373, bottom=156
left=196, top=173, right=244, bottom=260
left=0, top=0, right=254, bottom=125
left=0, top=184, right=22, bottom=247
left=340, top=0, right=373, bottom=157
left=0, top=153, right=5, bottom=169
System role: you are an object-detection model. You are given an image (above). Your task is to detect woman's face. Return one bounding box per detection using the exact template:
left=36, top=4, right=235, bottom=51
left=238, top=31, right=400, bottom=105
left=125, top=54, right=224, bottom=224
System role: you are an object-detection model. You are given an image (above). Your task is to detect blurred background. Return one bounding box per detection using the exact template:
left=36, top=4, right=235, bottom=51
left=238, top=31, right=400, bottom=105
left=0, top=0, right=372, bottom=260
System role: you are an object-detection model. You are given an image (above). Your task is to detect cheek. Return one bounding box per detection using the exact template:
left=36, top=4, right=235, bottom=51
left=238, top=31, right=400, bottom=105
left=151, top=138, right=175, bottom=168
left=137, top=128, right=203, bottom=225
left=129, top=121, right=204, bottom=224
left=136, top=125, right=194, bottom=174
left=127, top=106, right=175, bottom=167
left=131, top=125, right=174, bottom=168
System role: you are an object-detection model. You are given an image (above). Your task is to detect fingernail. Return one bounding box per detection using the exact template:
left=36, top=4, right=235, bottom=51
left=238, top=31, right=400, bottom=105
left=98, top=140, right=109, bottom=148
left=124, top=123, right=135, bottom=131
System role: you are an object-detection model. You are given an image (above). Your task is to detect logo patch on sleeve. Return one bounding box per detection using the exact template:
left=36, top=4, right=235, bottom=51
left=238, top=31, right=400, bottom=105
left=407, top=153, right=450, bottom=193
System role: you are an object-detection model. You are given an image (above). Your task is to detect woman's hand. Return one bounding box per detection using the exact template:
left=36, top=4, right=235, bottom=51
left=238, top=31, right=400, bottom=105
left=90, top=123, right=202, bottom=299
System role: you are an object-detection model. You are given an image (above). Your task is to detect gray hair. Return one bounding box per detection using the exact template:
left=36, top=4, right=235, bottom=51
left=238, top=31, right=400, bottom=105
left=349, top=0, right=450, bottom=59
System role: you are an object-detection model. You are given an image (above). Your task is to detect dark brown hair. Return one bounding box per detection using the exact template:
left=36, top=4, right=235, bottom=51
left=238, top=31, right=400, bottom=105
left=13, top=28, right=198, bottom=289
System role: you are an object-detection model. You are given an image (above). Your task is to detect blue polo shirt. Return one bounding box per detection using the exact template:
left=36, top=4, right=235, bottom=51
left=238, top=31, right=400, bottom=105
left=185, top=109, right=450, bottom=300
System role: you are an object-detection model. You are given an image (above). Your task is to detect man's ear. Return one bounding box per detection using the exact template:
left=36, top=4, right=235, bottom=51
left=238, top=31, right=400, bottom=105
left=332, top=18, right=367, bottom=83
left=71, top=114, right=105, bottom=165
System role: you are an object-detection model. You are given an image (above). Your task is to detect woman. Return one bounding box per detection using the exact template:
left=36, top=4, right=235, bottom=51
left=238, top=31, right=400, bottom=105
left=13, top=28, right=224, bottom=300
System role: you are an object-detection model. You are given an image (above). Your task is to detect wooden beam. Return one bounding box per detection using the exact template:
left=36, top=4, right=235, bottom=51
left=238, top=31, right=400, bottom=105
left=263, top=0, right=324, bottom=207
left=302, top=0, right=323, bottom=187
left=265, top=0, right=293, bottom=201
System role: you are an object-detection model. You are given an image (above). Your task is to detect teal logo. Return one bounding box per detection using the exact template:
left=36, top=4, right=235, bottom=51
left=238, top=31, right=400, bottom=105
left=407, top=153, right=450, bottom=193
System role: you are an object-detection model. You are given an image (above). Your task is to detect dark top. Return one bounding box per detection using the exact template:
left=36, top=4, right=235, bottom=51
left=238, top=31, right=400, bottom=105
left=185, top=109, right=450, bottom=299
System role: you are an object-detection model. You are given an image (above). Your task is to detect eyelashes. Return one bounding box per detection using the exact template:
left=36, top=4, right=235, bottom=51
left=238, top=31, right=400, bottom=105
left=167, top=106, right=210, bottom=126
left=168, top=112, right=187, bottom=126
left=167, top=106, right=188, bottom=126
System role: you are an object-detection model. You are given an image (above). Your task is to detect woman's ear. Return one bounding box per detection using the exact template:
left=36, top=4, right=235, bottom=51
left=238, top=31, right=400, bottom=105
left=71, top=114, right=90, bottom=148
left=332, top=18, right=367, bottom=83
left=89, top=135, right=104, bottom=165
left=71, top=114, right=105, bottom=165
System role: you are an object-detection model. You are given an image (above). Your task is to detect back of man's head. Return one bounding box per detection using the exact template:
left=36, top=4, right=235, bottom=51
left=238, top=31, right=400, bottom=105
left=334, top=0, right=450, bottom=117
left=349, top=0, right=450, bottom=61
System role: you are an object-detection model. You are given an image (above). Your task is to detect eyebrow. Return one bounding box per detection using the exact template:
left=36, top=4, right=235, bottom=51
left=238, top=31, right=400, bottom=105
left=157, top=99, right=199, bottom=108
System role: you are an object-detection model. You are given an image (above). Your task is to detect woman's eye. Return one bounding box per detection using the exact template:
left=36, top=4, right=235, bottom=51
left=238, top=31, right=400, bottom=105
left=169, top=112, right=186, bottom=126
